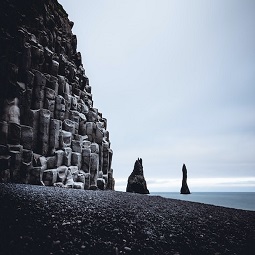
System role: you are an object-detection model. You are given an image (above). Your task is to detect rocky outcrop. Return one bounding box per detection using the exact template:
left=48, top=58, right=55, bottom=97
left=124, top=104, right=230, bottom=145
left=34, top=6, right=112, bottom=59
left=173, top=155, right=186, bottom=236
left=180, top=164, right=190, bottom=194
left=126, top=158, right=149, bottom=194
left=0, top=0, right=114, bottom=190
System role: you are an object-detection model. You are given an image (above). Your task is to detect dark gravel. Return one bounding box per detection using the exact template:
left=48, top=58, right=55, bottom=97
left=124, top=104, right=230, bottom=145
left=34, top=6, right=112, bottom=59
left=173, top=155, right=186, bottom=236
left=0, top=184, right=254, bottom=255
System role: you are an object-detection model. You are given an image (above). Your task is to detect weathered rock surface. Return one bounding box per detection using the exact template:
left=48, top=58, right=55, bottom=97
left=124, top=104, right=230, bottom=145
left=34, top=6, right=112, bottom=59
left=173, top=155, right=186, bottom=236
left=180, top=164, right=191, bottom=194
left=126, top=158, right=149, bottom=194
left=0, top=0, right=114, bottom=190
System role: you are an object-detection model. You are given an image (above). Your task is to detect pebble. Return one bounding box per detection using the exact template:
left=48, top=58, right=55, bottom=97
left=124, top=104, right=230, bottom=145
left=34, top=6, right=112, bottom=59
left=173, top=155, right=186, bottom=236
left=53, top=240, right=61, bottom=245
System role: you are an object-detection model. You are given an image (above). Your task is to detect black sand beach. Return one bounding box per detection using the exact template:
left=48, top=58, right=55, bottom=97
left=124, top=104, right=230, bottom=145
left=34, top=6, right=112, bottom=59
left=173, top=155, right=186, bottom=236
left=0, top=184, right=254, bottom=255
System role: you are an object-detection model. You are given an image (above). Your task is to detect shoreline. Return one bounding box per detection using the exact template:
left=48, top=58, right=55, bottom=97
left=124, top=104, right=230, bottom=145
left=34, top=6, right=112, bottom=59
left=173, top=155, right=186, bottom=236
left=0, top=183, right=254, bottom=254
left=149, top=192, right=255, bottom=211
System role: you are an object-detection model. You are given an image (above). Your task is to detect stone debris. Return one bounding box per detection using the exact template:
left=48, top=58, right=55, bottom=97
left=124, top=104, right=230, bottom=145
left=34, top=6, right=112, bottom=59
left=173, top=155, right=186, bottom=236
left=0, top=0, right=114, bottom=190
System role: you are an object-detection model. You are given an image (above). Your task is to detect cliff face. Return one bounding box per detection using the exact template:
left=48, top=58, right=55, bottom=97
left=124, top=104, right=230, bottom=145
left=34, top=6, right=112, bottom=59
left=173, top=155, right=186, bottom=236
left=126, top=158, right=149, bottom=194
left=0, top=0, right=114, bottom=190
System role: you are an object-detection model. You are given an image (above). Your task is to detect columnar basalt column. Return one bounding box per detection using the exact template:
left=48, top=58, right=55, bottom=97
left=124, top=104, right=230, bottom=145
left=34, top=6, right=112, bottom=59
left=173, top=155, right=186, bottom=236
left=58, top=75, right=69, bottom=96
left=85, top=122, right=95, bottom=142
left=63, top=119, right=76, bottom=135
left=43, top=168, right=58, bottom=186
left=70, top=96, right=78, bottom=111
left=71, top=152, right=81, bottom=169
left=107, top=168, right=115, bottom=190
left=108, top=149, right=113, bottom=173
left=38, top=109, right=51, bottom=155
left=51, top=60, right=59, bottom=77
left=26, top=71, right=35, bottom=90
left=21, top=125, right=33, bottom=150
left=98, top=144, right=103, bottom=174
left=55, top=95, right=66, bottom=120
left=46, top=156, right=56, bottom=169
left=59, top=130, right=72, bottom=149
left=0, top=121, right=8, bottom=145
left=102, top=143, right=109, bottom=175
left=72, top=140, right=82, bottom=153
left=30, top=109, right=40, bottom=152
left=44, top=87, right=56, bottom=118
left=22, top=89, right=33, bottom=121
left=20, top=42, right=32, bottom=75
left=89, top=152, right=99, bottom=189
left=49, top=119, right=61, bottom=154
left=3, top=98, right=20, bottom=124
left=55, top=150, right=64, bottom=167
left=0, top=155, right=11, bottom=183
left=32, top=70, right=46, bottom=109
left=69, top=110, right=80, bottom=134
left=47, top=75, right=59, bottom=95
left=95, top=122, right=104, bottom=144
left=8, top=123, right=21, bottom=145
left=29, top=167, right=43, bottom=185
left=57, top=166, right=68, bottom=183
left=81, top=147, right=91, bottom=173
left=10, top=150, right=22, bottom=183
left=21, top=149, right=33, bottom=183
left=87, top=108, right=98, bottom=122
left=63, top=147, right=72, bottom=166
left=31, top=45, right=44, bottom=70
left=90, top=143, right=99, bottom=154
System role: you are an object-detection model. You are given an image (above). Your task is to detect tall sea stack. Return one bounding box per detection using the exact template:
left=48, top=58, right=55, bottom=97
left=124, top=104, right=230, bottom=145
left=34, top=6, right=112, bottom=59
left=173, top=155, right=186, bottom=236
left=126, top=158, right=149, bottom=194
left=180, top=164, right=190, bottom=194
left=0, top=0, right=114, bottom=190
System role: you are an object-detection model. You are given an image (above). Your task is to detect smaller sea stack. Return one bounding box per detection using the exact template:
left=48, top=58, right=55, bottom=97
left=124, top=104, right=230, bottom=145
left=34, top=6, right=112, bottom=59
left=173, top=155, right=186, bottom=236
left=180, top=164, right=190, bottom=194
left=126, top=158, right=149, bottom=194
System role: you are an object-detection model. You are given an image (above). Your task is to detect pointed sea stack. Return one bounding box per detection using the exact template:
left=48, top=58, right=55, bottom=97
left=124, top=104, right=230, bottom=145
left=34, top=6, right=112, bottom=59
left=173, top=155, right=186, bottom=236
left=180, top=164, right=191, bottom=194
left=126, top=158, right=149, bottom=194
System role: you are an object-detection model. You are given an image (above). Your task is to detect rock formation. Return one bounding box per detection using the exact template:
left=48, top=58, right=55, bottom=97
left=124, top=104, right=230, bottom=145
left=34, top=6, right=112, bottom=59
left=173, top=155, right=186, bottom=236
left=180, top=164, right=190, bottom=194
left=126, top=158, right=149, bottom=194
left=0, top=0, right=114, bottom=190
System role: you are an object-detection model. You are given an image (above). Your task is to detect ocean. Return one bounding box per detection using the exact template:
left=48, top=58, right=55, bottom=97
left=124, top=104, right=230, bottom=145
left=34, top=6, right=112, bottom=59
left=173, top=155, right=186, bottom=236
left=150, top=192, right=255, bottom=211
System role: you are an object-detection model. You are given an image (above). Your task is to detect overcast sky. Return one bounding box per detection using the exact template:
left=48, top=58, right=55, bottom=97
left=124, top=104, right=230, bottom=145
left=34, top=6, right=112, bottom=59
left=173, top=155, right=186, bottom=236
left=58, top=0, right=255, bottom=192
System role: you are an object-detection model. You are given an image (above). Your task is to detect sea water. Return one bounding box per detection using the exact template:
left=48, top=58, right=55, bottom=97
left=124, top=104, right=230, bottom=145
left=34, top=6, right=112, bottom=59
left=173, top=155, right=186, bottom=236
left=150, top=192, right=255, bottom=211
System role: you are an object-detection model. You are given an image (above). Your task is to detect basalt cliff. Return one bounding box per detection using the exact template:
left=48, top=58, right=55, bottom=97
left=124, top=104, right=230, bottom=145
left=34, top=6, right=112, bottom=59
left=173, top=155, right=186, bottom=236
left=0, top=0, right=114, bottom=190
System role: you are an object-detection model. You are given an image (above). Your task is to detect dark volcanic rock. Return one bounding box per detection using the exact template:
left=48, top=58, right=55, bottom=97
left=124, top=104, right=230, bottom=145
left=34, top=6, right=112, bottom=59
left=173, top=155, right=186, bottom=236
left=126, top=158, right=149, bottom=194
left=180, top=163, right=191, bottom=194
